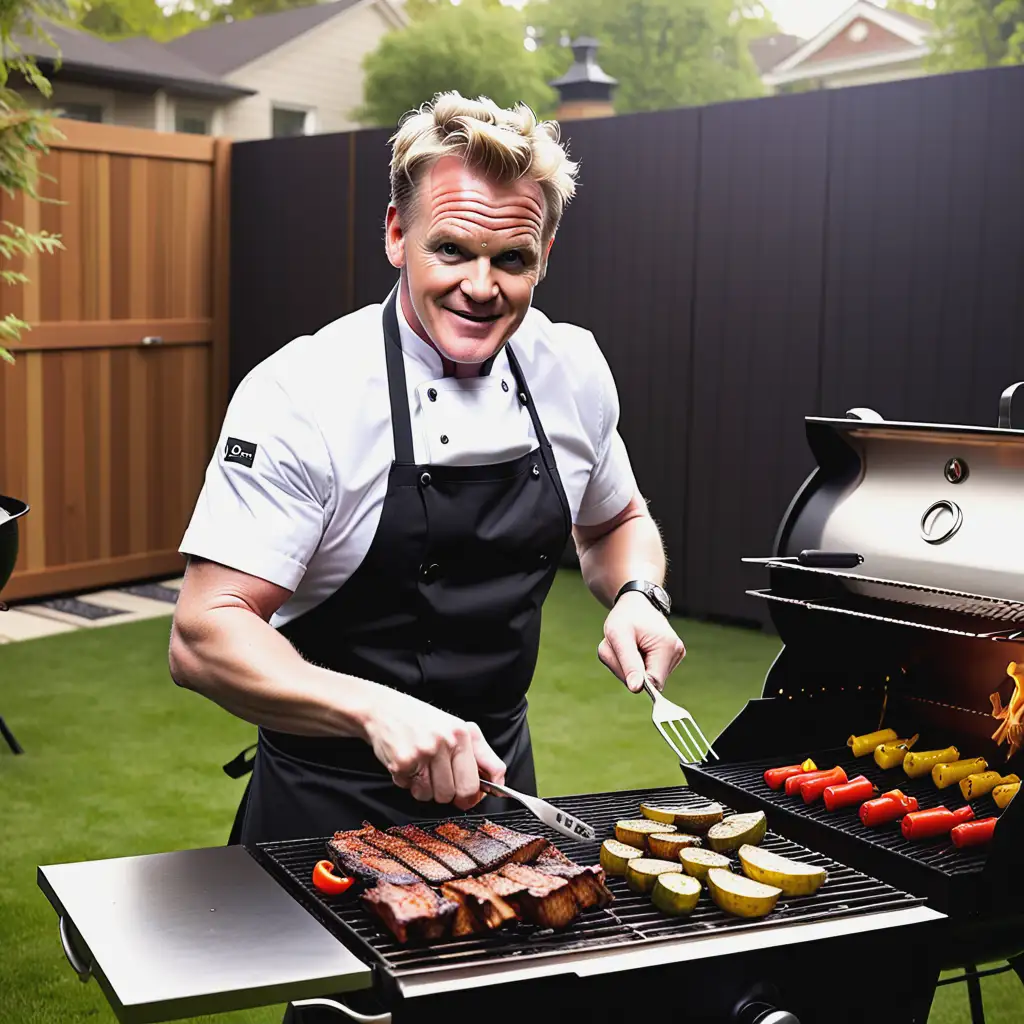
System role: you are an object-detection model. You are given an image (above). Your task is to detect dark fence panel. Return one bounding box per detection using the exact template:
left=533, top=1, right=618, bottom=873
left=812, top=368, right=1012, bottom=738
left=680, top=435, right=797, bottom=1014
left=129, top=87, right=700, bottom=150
left=351, top=127, right=398, bottom=309
left=540, top=108, right=700, bottom=609
left=821, top=67, right=1024, bottom=427
left=684, top=91, right=830, bottom=626
left=229, top=133, right=351, bottom=394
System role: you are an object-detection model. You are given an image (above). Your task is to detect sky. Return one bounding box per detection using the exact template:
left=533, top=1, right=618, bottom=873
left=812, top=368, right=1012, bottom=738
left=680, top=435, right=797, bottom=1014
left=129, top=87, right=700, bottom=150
left=762, top=0, right=855, bottom=37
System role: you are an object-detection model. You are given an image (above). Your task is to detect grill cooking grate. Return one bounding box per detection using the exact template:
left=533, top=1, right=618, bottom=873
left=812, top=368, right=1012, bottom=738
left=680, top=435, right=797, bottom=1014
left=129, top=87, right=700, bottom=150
left=687, top=746, right=1001, bottom=879
left=252, top=786, right=923, bottom=990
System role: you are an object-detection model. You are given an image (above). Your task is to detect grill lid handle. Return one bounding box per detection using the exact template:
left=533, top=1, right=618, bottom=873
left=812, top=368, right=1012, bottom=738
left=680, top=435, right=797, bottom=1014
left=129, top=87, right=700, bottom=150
left=999, top=382, right=1024, bottom=429
left=846, top=407, right=884, bottom=422
left=797, top=550, right=863, bottom=569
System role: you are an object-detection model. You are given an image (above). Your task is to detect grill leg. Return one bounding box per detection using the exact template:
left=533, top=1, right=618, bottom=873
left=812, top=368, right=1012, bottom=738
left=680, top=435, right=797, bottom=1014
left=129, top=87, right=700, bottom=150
left=966, top=965, right=986, bottom=1024
left=0, top=715, right=23, bottom=754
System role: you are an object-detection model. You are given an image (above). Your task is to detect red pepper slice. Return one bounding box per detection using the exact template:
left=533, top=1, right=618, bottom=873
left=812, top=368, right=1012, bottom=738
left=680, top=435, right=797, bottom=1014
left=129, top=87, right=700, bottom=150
left=312, top=859, right=355, bottom=896
left=901, top=805, right=974, bottom=841
left=823, top=775, right=875, bottom=812
left=859, top=792, right=919, bottom=827
left=800, top=766, right=849, bottom=804
left=785, top=768, right=839, bottom=797
left=950, top=817, right=998, bottom=849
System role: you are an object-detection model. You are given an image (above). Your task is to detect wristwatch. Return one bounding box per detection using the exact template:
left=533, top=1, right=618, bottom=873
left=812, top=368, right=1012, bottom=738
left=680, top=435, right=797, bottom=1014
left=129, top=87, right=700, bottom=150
left=615, top=580, right=671, bottom=617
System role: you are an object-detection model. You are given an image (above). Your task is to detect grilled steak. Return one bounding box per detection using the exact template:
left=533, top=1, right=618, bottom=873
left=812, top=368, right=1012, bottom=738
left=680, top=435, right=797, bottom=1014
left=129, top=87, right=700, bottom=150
left=434, top=822, right=516, bottom=872
left=534, top=844, right=573, bottom=867
left=477, top=821, right=549, bottom=863
left=389, top=824, right=478, bottom=877
left=482, top=865, right=579, bottom=929
left=440, top=877, right=518, bottom=936
left=327, top=834, right=421, bottom=886
left=359, top=823, right=455, bottom=884
left=533, top=860, right=614, bottom=910
left=361, top=881, right=458, bottom=944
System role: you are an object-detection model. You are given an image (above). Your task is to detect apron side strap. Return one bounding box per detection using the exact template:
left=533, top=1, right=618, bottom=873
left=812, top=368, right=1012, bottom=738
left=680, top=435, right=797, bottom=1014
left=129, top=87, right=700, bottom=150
left=223, top=743, right=257, bottom=779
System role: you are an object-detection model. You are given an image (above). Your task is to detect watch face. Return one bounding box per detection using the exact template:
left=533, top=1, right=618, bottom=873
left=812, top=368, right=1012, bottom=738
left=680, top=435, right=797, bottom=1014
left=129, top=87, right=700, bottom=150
left=648, top=583, right=671, bottom=614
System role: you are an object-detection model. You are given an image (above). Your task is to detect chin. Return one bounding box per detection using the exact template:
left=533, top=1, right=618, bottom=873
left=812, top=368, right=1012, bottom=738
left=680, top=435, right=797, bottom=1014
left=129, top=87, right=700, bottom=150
left=431, top=317, right=508, bottom=365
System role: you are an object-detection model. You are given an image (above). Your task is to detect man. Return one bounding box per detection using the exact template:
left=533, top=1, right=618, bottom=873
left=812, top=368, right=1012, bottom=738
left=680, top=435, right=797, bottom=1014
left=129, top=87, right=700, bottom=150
left=169, top=91, right=685, bottom=845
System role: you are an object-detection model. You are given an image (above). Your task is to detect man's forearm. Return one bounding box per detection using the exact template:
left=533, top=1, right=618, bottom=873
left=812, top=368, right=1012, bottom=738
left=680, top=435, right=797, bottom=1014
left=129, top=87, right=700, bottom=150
left=576, top=505, right=667, bottom=609
left=169, top=606, right=378, bottom=739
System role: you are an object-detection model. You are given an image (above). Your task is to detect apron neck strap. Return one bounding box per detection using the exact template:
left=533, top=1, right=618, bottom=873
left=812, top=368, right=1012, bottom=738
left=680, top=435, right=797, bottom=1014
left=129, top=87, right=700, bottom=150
left=382, top=284, right=553, bottom=463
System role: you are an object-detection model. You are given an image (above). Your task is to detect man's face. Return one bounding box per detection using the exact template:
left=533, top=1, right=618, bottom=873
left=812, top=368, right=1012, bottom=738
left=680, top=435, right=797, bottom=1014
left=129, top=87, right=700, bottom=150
left=385, top=156, right=548, bottom=367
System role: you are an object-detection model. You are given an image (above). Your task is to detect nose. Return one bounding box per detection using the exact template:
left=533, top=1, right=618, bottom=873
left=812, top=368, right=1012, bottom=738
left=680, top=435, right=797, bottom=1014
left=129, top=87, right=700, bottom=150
left=460, top=257, right=499, bottom=304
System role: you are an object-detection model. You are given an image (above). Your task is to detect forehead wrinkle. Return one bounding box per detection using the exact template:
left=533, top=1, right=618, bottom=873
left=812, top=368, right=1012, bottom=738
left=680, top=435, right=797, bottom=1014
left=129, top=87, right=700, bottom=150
left=425, top=180, right=545, bottom=219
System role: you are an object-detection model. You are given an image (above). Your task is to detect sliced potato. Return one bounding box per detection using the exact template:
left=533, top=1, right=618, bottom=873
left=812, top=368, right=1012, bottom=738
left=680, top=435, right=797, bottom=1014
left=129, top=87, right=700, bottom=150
left=737, top=844, right=827, bottom=897
left=648, top=833, right=702, bottom=860
left=707, top=867, right=782, bottom=919
left=707, top=812, right=768, bottom=853
left=651, top=872, right=701, bottom=915
left=600, top=839, right=644, bottom=876
left=616, top=818, right=676, bottom=849
left=641, top=802, right=723, bottom=832
left=679, top=847, right=731, bottom=883
left=625, top=858, right=683, bottom=894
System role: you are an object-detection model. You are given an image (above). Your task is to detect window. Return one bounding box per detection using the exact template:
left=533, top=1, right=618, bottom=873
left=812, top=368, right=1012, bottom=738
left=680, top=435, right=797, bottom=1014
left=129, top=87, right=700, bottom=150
left=176, top=108, right=210, bottom=135
left=272, top=106, right=310, bottom=138
left=60, top=103, right=104, bottom=123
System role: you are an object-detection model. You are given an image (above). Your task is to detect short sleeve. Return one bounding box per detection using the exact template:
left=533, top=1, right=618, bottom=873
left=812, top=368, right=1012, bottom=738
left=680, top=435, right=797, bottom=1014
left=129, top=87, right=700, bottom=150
left=179, top=370, right=332, bottom=591
left=574, top=335, right=638, bottom=527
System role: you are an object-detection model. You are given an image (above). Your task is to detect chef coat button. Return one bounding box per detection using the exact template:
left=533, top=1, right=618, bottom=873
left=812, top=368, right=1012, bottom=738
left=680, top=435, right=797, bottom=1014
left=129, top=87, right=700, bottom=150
left=501, top=380, right=509, bottom=393
left=539, top=553, right=549, bottom=565
left=531, top=464, right=540, bottom=478
left=424, top=638, right=433, bottom=652
left=421, top=563, right=440, bottom=582
left=419, top=472, right=431, bottom=487
left=427, top=388, right=438, bottom=402
left=440, top=435, right=449, bottom=445
left=518, top=391, right=528, bottom=406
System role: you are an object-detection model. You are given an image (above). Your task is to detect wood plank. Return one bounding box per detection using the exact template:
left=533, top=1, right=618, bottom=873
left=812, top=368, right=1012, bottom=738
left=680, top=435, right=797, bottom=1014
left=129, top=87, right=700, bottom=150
left=42, top=354, right=66, bottom=568
left=127, top=350, right=150, bottom=554
left=21, top=184, right=42, bottom=325
left=210, top=137, right=231, bottom=437
left=50, top=119, right=216, bottom=163
left=96, top=154, right=112, bottom=320
left=58, top=150, right=83, bottom=322
left=109, top=156, right=131, bottom=319
left=4, top=549, right=187, bottom=602
left=62, top=351, right=88, bottom=562
left=97, top=349, right=112, bottom=560
left=2, top=189, right=26, bottom=321
left=129, top=158, right=149, bottom=318
left=2, top=357, right=29, bottom=573
left=108, top=350, right=131, bottom=559
left=187, top=160, right=213, bottom=318
left=8, top=319, right=213, bottom=351
left=23, top=353, right=46, bottom=570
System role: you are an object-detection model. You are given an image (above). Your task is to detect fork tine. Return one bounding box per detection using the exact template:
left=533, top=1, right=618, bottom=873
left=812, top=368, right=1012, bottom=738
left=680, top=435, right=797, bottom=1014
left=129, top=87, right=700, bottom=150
left=655, top=721, right=687, bottom=763
left=687, top=717, right=720, bottom=761
left=677, top=717, right=705, bottom=762
left=667, top=719, right=698, bottom=763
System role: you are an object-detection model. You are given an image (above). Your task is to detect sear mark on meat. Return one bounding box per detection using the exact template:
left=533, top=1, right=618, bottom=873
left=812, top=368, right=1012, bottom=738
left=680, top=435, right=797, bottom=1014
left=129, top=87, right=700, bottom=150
left=388, top=824, right=478, bottom=878
left=358, top=823, right=455, bottom=884
left=434, top=822, right=516, bottom=872
left=361, top=881, right=458, bottom=944
left=477, top=820, right=549, bottom=863
left=439, top=877, right=518, bottom=936
left=327, top=832, right=421, bottom=886
left=533, top=860, right=614, bottom=910
left=480, top=865, right=579, bottom=929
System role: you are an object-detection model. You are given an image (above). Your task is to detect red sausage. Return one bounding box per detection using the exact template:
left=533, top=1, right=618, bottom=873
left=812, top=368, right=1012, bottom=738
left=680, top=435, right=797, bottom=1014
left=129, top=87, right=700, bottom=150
left=765, top=764, right=812, bottom=790
left=950, top=817, right=998, bottom=848
left=901, top=805, right=974, bottom=841
left=785, top=768, right=839, bottom=797
left=859, top=792, right=919, bottom=828
left=823, top=775, right=874, bottom=812
left=800, top=766, right=849, bottom=804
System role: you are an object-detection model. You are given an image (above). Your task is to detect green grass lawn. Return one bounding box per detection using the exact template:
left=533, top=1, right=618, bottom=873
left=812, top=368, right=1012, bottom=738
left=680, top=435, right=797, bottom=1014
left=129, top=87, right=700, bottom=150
left=1, top=570, right=1019, bottom=1023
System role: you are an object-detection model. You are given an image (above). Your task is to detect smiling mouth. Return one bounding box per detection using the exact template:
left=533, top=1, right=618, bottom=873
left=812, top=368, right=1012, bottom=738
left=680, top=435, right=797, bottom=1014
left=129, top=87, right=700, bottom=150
left=443, top=307, right=501, bottom=323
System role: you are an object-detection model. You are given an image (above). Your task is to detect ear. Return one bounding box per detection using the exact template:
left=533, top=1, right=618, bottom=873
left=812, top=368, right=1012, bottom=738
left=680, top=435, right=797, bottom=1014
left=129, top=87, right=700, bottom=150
left=385, top=204, right=405, bottom=269
left=538, top=233, right=555, bottom=283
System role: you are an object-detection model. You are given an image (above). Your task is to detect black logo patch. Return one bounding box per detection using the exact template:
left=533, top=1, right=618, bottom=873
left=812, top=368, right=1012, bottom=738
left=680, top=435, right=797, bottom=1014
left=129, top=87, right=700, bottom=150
left=224, top=437, right=257, bottom=468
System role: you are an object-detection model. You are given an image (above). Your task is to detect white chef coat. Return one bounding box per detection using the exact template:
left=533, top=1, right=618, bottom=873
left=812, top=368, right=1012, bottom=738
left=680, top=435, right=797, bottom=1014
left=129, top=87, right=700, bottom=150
left=179, top=295, right=638, bottom=628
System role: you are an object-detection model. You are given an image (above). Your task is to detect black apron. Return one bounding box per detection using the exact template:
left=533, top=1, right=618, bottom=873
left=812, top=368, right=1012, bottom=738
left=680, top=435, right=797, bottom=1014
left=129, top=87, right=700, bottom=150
left=232, top=287, right=572, bottom=845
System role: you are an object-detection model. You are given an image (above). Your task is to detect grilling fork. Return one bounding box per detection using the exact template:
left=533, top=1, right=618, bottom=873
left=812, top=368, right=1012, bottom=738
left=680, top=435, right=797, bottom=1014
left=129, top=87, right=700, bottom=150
left=642, top=677, right=719, bottom=764
left=478, top=778, right=597, bottom=842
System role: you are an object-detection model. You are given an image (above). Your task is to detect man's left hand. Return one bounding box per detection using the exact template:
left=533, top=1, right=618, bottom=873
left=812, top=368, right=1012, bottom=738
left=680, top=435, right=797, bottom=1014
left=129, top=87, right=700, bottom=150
left=598, top=592, right=686, bottom=694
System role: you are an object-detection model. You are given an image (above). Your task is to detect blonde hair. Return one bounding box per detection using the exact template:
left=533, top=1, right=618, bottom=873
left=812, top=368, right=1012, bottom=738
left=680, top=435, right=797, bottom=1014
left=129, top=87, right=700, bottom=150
left=389, top=91, right=579, bottom=242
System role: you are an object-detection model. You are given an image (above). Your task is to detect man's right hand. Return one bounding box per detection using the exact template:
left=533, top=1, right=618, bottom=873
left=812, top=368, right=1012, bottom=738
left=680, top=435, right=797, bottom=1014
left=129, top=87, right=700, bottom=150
left=361, top=689, right=506, bottom=810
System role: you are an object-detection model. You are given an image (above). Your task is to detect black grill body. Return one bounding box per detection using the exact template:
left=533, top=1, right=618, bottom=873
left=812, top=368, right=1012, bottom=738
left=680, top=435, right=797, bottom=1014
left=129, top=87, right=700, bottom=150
left=253, top=787, right=938, bottom=1023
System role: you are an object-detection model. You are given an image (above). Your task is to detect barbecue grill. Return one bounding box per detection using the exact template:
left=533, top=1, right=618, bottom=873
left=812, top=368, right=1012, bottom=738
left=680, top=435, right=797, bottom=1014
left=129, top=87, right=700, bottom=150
left=685, top=386, right=1024, bottom=1022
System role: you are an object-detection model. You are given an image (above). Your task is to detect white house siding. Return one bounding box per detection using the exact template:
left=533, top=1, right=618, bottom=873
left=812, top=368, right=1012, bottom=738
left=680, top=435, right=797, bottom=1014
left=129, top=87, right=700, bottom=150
left=220, top=0, right=396, bottom=140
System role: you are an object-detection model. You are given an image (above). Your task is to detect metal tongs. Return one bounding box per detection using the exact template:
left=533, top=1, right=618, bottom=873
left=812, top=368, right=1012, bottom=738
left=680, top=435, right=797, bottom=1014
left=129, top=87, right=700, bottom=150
left=642, top=677, right=719, bottom=765
left=478, top=778, right=596, bottom=842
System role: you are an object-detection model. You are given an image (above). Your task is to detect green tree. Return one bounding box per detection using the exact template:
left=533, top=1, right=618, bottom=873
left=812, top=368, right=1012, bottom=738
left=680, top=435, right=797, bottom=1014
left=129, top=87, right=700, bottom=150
left=356, top=0, right=556, bottom=128
left=528, top=0, right=767, bottom=114
left=920, top=0, right=1024, bottom=70
left=0, top=0, right=65, bottom=363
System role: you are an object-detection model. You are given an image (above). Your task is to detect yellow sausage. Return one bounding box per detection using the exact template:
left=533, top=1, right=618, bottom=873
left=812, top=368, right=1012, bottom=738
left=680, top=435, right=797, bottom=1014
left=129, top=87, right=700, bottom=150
left=848, top=729, right=898, bottom=758
left=959, top=771, right=1020, bottom=801
left=903, top=746, right=959, bottom=779
left=874, top=734, right=920, bottom=770
left=993, top=782, right=1020, bottom=809
left=932, top=757, right=988, bottom=790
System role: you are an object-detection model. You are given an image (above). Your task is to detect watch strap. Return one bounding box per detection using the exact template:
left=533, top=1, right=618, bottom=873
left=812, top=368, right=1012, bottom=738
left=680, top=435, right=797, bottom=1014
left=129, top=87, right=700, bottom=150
left=615, top=580, right=671, bottom=616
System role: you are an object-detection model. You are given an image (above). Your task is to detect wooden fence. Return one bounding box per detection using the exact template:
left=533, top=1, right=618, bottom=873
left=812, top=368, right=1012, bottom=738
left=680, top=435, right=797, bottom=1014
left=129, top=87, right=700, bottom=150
left=0, top=120, right=230, bottom=601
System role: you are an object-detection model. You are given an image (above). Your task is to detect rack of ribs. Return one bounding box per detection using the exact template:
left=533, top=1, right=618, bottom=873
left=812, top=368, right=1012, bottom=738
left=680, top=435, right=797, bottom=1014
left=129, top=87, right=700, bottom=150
left=477, top=821, right=549, bottom=863
left=387, top=824, right=478, bottom=877
left=532, top=856, right=614, bottom=911
left=358, top=823, right=455, bottom=884
left=439, top=877, right=518, bottom=936
left=327, top=832, right=421, bottom=886
left=361, top=881, right=458, bottom=944
left=434, top=822, right=517, bottom=872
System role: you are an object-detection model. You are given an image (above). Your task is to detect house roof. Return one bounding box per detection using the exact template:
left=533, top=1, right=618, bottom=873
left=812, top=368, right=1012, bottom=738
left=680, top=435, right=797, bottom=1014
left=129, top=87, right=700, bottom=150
left=164, top=0, right=362, bottom=76
left=763, top=0, right=934, bottom=87
left=748, top=32, right=803, bottom=75
left=16, top=21, right=254, bottom=99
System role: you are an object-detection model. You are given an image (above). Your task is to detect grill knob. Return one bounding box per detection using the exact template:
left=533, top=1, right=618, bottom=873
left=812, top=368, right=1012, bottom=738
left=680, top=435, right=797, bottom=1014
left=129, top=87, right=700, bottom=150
left=735, top=1002, right=800, bottom=1024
